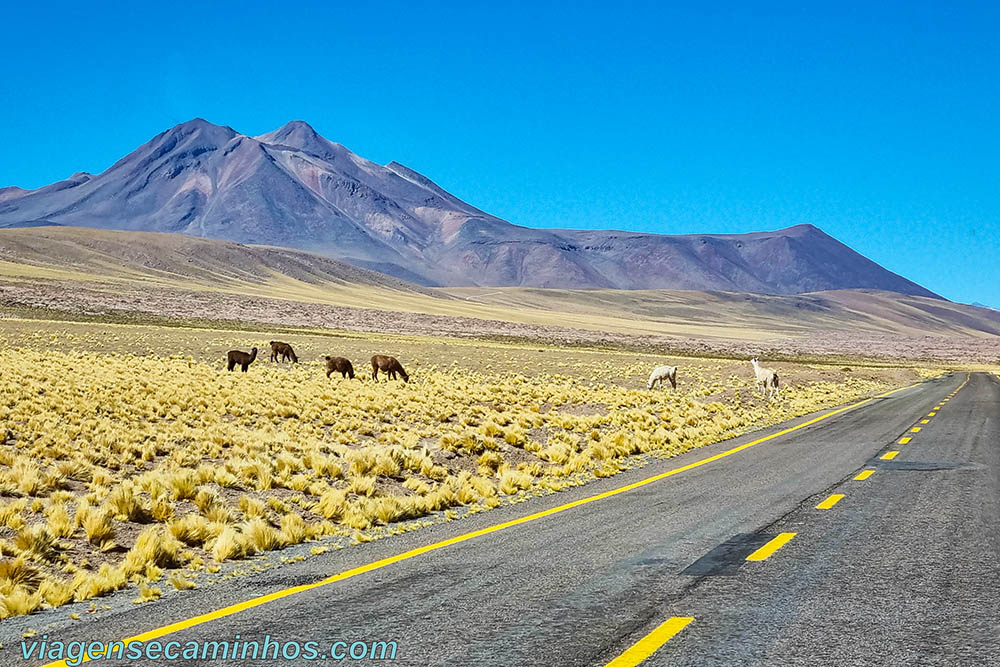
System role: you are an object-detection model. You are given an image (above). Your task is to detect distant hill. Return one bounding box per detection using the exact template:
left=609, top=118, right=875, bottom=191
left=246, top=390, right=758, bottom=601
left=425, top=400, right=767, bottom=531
left=0, top=226, right=435, bottom=296
left=0, top=118, right=939, bottom=297
left=2, top=228, right=999, bottom=364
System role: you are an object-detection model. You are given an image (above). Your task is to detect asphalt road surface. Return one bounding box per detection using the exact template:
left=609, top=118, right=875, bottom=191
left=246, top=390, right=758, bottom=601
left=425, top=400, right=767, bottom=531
left=8, top=372, right=998, bottom=667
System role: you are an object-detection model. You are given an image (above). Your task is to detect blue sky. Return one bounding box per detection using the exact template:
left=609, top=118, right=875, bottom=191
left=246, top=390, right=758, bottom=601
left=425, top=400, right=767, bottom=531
left=2, top=1, right=997, bottom=305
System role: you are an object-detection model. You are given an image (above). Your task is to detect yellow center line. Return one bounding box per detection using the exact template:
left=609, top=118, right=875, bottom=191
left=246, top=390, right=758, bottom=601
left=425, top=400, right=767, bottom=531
left=605, top=617, right=694, bottom=667
left=816, top=493, right=844, bottom=509
left=746, top=532, right=797, bottom=561
left=39, top=383, right=916, bottom=667
left=898, top=437, right=911, bottom=444
left=881, top=451, right=899, bottom=460
left=854, top=470, right=875, bottom=480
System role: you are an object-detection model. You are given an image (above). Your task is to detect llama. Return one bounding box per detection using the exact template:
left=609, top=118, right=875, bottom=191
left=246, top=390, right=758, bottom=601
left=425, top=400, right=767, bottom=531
left=371, top=355, right=409, bottom=383
left=750, top=357, right=780, bottom=398
left=269, top=341, right=298, bottom=363
left=227, top=347, right=258, bottom=372
left=647, top=365, right=678, bottom=390
left=325, top=356, right=356, bottom=379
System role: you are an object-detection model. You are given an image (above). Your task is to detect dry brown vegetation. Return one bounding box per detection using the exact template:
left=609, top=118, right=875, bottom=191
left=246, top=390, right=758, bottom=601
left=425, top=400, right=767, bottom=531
left=0, top=318, right=947, bottom=619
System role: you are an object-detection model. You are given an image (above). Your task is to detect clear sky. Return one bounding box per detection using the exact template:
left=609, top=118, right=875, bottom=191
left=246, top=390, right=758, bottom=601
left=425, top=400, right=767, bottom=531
left=2, top=1, right=997, bottom=305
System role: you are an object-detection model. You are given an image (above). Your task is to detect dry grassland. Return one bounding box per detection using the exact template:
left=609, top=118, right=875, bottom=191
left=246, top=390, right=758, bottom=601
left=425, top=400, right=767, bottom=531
left=0, top=319, right=940, bottom=618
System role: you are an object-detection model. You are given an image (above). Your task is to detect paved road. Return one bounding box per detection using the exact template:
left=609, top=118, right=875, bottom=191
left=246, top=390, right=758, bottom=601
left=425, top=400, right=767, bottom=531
left=9, top=372, right=999, bottom=666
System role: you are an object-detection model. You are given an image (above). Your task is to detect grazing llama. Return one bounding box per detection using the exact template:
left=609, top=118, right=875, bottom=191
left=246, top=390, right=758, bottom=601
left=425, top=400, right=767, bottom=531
left=325, top=356, right=356, bottom=379
left=647, top=365, right=678, bottom=390
left=227, top=347, right=258, bottom=373
left=269, top=341, right=298, bottom=363
left=750, top=357, right=780, bottom=398
left=371, top=355, right=409, bottom=383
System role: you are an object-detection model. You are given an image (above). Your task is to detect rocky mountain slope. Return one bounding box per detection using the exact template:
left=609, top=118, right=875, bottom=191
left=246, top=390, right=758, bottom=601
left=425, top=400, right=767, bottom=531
left=0, top=119, right=939, bottom=297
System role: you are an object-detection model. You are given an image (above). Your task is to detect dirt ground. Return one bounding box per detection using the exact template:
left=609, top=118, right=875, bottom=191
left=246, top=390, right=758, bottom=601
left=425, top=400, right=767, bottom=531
left=2, top=279, right=997, bottom=364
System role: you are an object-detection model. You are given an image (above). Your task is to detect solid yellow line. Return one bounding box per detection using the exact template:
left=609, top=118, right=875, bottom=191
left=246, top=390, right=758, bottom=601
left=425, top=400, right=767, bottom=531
left=881, top=451, right=899, bottom=460
left=746, top=532, right=797, bottom=561
left=40, top=383, right=914, bottom=667
left=854, top=470, right=875, bottom=480
left=898, top=437, right=911, bottom=444
left=816, top=493, right=844, bottom=509
left=605, top=617, right=694, bottom=667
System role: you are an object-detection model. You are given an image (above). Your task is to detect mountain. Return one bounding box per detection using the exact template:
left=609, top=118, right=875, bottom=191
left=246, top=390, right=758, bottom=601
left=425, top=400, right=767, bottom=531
left=3, top=228, right=997, bottom=351
left=0, top=119, right=939, bottom=297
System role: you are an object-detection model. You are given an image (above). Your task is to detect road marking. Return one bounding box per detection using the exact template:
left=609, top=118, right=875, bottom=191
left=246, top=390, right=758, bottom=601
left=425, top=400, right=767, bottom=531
left=898, top=437, right=911, bottom=444
left=816, top=494, right=844, bottom=509
left=746, top=533, right=797, bottom=561
left=934, top=405, right=942, bottom=409
left=605, top=616, right=694, bottom=667
left=37, top=383, right=915, bottom=667
left=881, top=451, right=899, bottom=460
left=854, top=470, right=875, bottom=480
left=920, top=419, right=929, bottom=424
left=928, top=412, right=936, bottom=416
left=910, top=427, right=921, bottom=432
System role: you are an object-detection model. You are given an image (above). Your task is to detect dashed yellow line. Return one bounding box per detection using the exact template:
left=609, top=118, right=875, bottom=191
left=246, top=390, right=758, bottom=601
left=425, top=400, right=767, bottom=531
left=854, top=470, right=875, bottom=481
left=928, top=412, right=936, bottom=416
left=605, top=617, right=694, bottom=667
left=746, top=533, right=797, bottom=561
left=898, top=437, right=911, bottom=445
left=816, top=494, right=844, bottom=509
left=920, top=419, right=929, bottom=424
left=37, top=383, right=918, bottom=667
left=881, top=451, right=899, bottom=460
left=910, top=427, right=921, bottom=432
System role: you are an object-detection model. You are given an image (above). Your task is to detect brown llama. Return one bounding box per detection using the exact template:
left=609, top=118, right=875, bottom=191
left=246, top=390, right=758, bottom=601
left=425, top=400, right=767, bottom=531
left=325, top=356, right=356, bottom=379
left=227, top=347, right=258, bottom=372
left=269, top=341, right=298, bottom=363
left=371, top=355, right=409, bottom=383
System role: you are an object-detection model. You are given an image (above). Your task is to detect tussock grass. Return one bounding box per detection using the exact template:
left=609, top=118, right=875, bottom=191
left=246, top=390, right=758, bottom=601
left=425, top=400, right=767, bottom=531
left=0, top=331, right=929, bottom=618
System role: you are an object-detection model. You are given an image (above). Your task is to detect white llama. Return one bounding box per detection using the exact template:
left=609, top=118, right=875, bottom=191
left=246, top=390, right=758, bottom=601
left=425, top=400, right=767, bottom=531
left=750, top=357, right=780, bottom=399
left=647, top=365, right=678, bottom=390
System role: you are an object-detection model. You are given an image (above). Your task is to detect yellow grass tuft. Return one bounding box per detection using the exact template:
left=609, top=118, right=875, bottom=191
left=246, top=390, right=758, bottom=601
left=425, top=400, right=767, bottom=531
left=122, top=526, right=184, bottom=577
left=242, top=518, right=284, bottom=552
left=45, top=502, right=75, bottom=538
left=13, top=525, right=60, bottom=562
left=210, top=526, right=253, bottom=562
